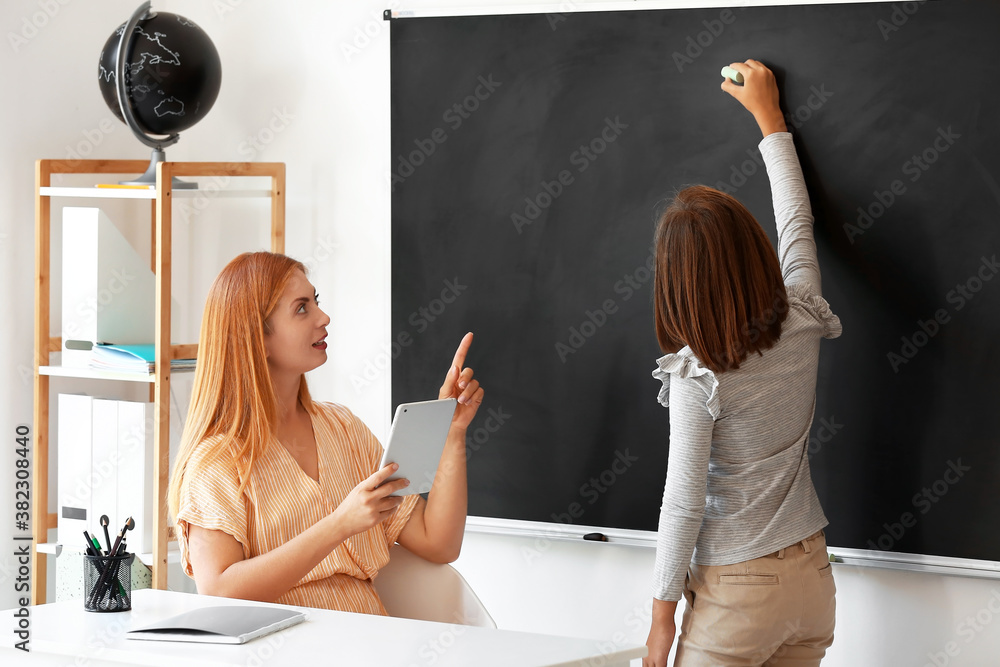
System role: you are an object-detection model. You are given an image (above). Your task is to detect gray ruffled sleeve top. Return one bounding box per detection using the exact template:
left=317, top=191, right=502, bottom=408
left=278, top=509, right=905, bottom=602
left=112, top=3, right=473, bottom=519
left=651, top=132, right=842, bottom=601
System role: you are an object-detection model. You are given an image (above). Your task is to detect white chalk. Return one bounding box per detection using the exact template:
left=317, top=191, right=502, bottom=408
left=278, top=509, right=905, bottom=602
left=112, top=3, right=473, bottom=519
left=721, top=66, right=744, bottom=84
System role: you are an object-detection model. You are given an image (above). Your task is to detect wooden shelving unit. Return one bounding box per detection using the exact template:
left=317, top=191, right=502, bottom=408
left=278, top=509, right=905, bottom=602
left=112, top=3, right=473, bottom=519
left=32, top=159, right=285, bottom=604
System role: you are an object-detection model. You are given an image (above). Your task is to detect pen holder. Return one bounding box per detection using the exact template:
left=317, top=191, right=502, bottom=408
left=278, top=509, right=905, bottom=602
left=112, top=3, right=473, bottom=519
left=83, top=553, right=134, bottom=612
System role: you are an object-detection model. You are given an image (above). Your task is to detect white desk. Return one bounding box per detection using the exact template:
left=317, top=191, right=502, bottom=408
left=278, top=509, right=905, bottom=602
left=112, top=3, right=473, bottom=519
left=10, top=589, right=645, bottom=666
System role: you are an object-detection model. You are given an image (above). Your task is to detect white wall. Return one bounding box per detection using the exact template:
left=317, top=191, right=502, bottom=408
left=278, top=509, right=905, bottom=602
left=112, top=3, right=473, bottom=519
left=455, top=530, right=1000, bottom=667
left=1, top=0, right=998, bottom=664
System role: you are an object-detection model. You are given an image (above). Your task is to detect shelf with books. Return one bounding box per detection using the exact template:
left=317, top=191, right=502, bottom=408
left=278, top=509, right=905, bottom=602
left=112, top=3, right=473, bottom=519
left=40, top=342, right=200, bottom=382
left=33, top=159, right=286, bottom=604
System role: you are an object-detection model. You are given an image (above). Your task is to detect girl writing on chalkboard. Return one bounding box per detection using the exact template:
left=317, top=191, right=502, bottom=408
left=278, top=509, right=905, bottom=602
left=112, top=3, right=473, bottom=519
left=644, top=61, right=840, bottom=667
left=167, top=252, right=483, bottom=614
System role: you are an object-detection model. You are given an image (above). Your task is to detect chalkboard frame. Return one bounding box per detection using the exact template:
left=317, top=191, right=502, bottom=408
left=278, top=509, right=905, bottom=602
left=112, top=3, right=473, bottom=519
left=387, top=0, right=1000, bottom=579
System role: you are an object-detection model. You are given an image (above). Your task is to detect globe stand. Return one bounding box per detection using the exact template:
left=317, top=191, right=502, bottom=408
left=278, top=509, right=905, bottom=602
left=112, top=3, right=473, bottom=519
left=120, top=148, right=197, bottom=189
left=110, top=1, right=208, bottom=190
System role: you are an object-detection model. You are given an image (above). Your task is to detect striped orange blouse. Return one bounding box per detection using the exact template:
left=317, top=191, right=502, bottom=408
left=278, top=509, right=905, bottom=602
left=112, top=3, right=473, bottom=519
left=175, top=402, right=418, bottom=615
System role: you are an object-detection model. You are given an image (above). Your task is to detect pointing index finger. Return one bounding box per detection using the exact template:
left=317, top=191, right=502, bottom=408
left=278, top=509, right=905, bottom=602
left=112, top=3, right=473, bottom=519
left=451, top=332, right=474, bottom=370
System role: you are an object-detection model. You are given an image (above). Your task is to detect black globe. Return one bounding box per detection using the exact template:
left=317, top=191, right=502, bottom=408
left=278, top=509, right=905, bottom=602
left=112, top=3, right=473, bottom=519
left=98, top=11, right=221, bottom=137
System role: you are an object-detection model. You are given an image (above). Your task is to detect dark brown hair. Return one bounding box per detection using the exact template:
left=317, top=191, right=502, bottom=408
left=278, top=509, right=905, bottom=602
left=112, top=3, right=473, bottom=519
left=653, top=186, right=788, bottom=373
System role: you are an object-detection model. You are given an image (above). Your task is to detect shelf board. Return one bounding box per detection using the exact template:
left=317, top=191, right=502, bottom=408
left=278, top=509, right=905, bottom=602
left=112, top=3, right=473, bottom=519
left=39, top=186, right=274, bottom=200
left=36, top=543, right=181, bottom=565
left=40, top=365, right=154, bottom=383
left=36, top=542, right=63, bottom=556
left=40, top=365, right=194, bottom=383
left=137, top=548, right=181, bottom=567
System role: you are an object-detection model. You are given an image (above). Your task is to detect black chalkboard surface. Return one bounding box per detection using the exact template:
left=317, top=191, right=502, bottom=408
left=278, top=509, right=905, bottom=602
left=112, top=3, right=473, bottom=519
left=389, top=1, right=1000, bottom=566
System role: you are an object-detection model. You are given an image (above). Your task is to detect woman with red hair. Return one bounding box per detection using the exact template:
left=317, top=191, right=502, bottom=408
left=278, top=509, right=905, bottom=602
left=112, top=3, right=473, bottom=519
left=168, top=252, right=482, bottom=614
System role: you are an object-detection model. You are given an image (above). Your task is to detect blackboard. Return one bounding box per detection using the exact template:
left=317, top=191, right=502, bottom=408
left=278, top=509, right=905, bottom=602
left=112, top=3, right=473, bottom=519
left=389, top=0, right=1000, bottom=566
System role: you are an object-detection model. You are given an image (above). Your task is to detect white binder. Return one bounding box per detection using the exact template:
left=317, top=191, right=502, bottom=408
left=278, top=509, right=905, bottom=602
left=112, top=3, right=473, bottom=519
left=90, top=399, right=119, bottom=550
left=117, top=400, right=154, bottom=554
left=60, top=207, right=178, bottom=367
left=57, top=394, right=94, bottom=549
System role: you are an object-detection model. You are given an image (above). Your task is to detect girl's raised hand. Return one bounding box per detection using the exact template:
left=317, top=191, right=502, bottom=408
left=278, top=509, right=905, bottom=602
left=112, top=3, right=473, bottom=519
left=722, top=59, right=787, bottom=137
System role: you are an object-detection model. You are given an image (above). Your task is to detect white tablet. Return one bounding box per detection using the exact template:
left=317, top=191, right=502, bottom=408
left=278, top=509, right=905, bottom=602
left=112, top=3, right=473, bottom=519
left=378, top=398, right=457, bottom=496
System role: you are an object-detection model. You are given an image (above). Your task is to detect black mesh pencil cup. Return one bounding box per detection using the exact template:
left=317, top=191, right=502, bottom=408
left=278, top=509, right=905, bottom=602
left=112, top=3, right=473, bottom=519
left=83, top=553, right=134, bottom=612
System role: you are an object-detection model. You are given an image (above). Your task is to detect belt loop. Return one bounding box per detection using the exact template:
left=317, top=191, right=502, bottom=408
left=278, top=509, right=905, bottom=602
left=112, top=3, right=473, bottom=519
left=776, top=547, right=785, bottom=560
left=802, top=537, right=812, bottom=554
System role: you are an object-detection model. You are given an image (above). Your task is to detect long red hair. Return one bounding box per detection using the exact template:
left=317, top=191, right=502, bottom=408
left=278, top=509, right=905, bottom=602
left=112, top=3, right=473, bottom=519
left=168, top=252, right=313, bottom=522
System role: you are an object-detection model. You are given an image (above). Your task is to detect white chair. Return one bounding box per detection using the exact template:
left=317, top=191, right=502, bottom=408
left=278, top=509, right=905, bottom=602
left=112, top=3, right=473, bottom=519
left=374, top=544, right=496, bottom=628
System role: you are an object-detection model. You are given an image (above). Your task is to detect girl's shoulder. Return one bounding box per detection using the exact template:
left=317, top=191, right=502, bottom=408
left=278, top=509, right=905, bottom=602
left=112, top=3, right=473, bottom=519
left=651, top=348, right=721, bottom=419
left=784, top=283, right=842, bottom=339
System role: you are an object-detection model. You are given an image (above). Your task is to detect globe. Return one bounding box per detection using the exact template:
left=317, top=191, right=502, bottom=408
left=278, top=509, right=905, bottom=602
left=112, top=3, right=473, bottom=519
left=99, top=6, right=221, bottom=138
left=97, top=2, right=222, bottom=186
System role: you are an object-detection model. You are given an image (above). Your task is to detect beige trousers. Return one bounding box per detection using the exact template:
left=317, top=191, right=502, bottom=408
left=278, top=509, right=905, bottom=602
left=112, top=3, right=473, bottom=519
left=674, top=530, right=836, bottom=667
